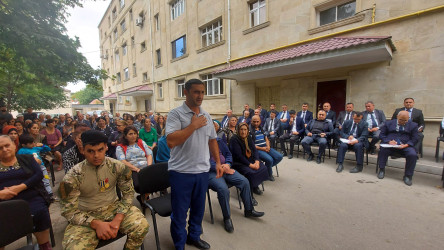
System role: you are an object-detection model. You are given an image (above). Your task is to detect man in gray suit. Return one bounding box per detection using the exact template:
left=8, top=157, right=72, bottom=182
left=263, top=110, right=280, bottom=149
left=362, top=101, right=386, bottom=154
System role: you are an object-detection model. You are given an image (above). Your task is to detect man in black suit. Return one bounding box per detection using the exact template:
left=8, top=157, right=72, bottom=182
left=301, top=110, right=334, bottom=164
left=323, top=102, right=336, bottom=125
left=221, top=109, right=233, bottom=129
left=333, top=103, right=356, bottom=147
left=243, top=104, right=254, bottom=118
left=257, top=103, right=268, bottom=120
left=263, top=110, right=280, bottom=148
left=268, top=103, right=277, bottom=118
left=280, top=110, right=304, bottom=159
left=336, top=112, right=368, bottom=173
left=362, top=101, right=386, bottom=154
left=391, top=98, right=424, bottom=153
left=296, top=103, right=313, bottom=127
left=377, top=111, right=418, bottom=186
left=237, top=110, right=251, bottom=125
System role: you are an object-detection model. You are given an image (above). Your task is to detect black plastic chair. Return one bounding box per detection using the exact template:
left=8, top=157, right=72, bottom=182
left=302, top=139, right=331, bottom=162
left=284, top=136, right=303, bottom=159
left=138, top=162, right=171, bottom=250
left=0, top=200, right=35, bottom=249
left=207, top=186, right=242, bottom=224
left=335, top=144, right=369, bottom=166
left=435, top=126, right=444, bottom=162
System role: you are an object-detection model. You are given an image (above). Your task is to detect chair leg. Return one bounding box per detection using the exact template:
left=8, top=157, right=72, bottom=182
left=366, top=148, right=369, bottom=165
left=26, top=233, right=33, bottom=246
left=49, top=162, right=55, bottom=187
left=236, top=188, right=242, bottom=210
left=261, top=182, right=265, bottom=191
left=151, top=211, right=161, bottom=250
left=375, top=154, right=379, bottom=173
left=275, top=165, right=279, bottom=177
left=436, top=139, right=440, bottom=163
left=207, top=190, right=214, bottom=224
left=50, top=222, right=56, bottom=247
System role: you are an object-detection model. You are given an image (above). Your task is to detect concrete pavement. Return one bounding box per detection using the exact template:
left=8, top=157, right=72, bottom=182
left=5, top=150, right=444, bottom=250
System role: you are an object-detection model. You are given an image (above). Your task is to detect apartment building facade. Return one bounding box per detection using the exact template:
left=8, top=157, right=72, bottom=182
left=99, top=0, right=444, bottom=146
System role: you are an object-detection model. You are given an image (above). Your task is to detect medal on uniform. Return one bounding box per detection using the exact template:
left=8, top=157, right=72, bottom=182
left=105, top=178, right=109, bottom=188
left=99, top=178, right=110, bottom=192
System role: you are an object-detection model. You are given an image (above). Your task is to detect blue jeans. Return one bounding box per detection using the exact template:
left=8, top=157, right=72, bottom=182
left=258, top=148, right=283, bottom=176
left=169, top=171, right=209, bottom=250
left=208, top=171, right=253, bottom=219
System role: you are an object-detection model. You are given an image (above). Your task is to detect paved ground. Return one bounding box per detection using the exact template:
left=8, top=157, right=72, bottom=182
left=6, top=147, right=444, bottom=250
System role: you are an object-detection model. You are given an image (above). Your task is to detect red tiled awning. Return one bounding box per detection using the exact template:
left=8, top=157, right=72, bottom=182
left=119, top=85, right=153, bottom=96
left=100, top=93, right=117, bottom=100
left=214, top=36, right=396, bottom=81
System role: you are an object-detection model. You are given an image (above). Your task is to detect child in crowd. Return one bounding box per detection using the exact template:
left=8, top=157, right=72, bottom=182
left=17, top=134, right=54, bottom=198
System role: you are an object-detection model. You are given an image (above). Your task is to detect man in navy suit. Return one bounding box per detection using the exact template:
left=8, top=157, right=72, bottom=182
left=377, top=111, right=418, bottom=186
left=296, top=103, right=313, bottom=127
left=363, top=101, right=386, bottom=154
left=238, top=110, right=251, bottom=125
left=267, top=103, right=277, bottom=118
left=323, top=102, right=336, bottom=125
left=280, top=110, right=304, bottom=159
left=391, top=98, right=425, bottom=153
left=278, top=104, right=290, bottom=136
left=336, top=112, right=368, bottom=173
left=221, top=109, right=233, bottom=129
left=257, top=103, right=268, bottom=120
left=243, top=104, right=254, bottom=119
left=263, top=110, right=280, bottom=148
left=334, top=103, right=356, bottom=146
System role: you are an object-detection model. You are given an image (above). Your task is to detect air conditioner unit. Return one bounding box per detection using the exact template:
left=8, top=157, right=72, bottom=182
left=135, top=18, right=143, bottom=26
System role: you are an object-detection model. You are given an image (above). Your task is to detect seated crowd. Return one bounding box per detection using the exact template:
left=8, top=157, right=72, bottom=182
left=0, top=96, right=427, bottom=249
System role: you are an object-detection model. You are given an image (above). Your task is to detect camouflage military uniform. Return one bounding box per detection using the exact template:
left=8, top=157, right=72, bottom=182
left=59, top=157, right=149, bottom=250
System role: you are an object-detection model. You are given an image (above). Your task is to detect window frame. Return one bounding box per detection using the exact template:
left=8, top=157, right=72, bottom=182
left=142, top=72, right=148, bottom=82
left=158, top=83, right=163, bottom=98
left=122, top=43, right=127, bottom=56
left=141, top=41, right=146, bottom=52
left=177, top=79, right=185, bottom=98
left=171, top=0, right=185, bottom=20
left=171, top=36, right=186, bottom=59
left=318, top=0, right=356, bottom=26
left=120, top=19, right=126, bottom=32
left=154, top=13, right=160, bottom=31
left=249, top=0, right=266, bottom=27
left=132, top=63, right=136, bottom=76
left=116, top=72, right=121, bottom=83
left=201, top=19, right=222, bottom=48
left=124, top=67, right=129, bottom=81
left=156, top=49, right=161, bottom=65
left=113, top=28, right=118, bottom=41
left=120, top=0, right=125, bottom=9
left=202, top=74, right=223, bottom=96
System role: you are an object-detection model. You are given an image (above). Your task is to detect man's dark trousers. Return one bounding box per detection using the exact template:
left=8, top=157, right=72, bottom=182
left=378, top=147, right=417, bottom=176
left=337, top=142, right=364, bottom=165
left=170, top=171, right=209, bottom=250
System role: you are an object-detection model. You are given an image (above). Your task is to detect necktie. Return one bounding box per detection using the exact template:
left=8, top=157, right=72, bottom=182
left=302, top=112, right=306, bottom=123
left=370, top=113, right=377, bottom=128
left=399, top=125, right=404, bottom=132
left=271, top=119, right=274, bottom=131
left=349, top=123, right=356, bottom=136
left=223, top=117, right=228, bottom=128
left=346, top=113, right=350, bottom=121
left=292, top=119, right=296, bottom=131
left=281, top=111, right=285, bottom=119
left=407, top=109, right=412, bottom=121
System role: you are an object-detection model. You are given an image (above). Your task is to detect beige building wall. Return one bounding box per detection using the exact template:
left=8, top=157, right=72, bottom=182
left=98, top=0, right=444, bottom=146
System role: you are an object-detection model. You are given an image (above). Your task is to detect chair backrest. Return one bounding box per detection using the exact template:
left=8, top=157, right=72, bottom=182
left=138, top=162, right=169, bottom=194
left=440, top=125, right=444, bottom=137
left=0, top=200, right=34, bottom=247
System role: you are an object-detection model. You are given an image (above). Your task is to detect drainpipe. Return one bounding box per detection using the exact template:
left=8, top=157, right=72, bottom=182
left=227, top=0, right=232, bottom=109
left=372, top=4, right=376, bottom=23
left=147, top=0, right=155, bottom=112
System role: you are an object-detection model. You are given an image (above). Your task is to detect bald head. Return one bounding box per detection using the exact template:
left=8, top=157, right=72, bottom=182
left=397, top=110, right=409, bottom=125
left=251, top=115, right=261, bottom=128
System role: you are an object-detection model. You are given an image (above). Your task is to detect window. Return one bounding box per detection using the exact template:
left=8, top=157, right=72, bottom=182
left=124, top=67, right=129, bottom=80
left=154, top=14, right=160, bottom=30
left=319, top=1, right=356, bottom=26
left=108, top=16, right=111, bottom=27
left=177, top=79, right=185, bottom=97
left=132, top=63, right=137, bottom=76
left=172, top=36, right=186, bottom=59
left=113, top=28, right=118, bottom=41
left=249, top=0, right=266, bottom=27
left=125, top=97, right=131, bottom=105
left=171, top=0, right=185, bottom=20
left=122, top=43, right=127, bottom=56
left=131, top=36, right=135, bottom=45
left=112, top=7, right=117, bottom=21
left=121, top=19, right=126, bottom=32
left=120, top=0, right=125, bottom=9
left=156, top=49, right=161, bottom=65
left=202, top=74, right=223, bottom=96
left=158, top=83, right=163, bottom=98
left=141, top=41, right=146, bottom=52
left=129, top=9, right=133, bottom=20
left=143, top=72, right=148, bottom=82
left=114, top=50, right=119, bottom=70
left=201, top=20, right=222, bottom=47
left=119, top=96, right=123, bottom=103
left=116, top=72, right=121, bottom=83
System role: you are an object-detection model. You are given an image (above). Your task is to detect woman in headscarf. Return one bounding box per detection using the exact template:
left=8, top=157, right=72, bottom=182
left=2, top=125, right=19, bottom=152
left=229, top=122, right=269, bottom=198
left=223, top=116, right=239, bottom=145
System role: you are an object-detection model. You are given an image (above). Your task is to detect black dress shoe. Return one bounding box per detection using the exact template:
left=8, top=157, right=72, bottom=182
left=224, top=218, right=234, bottom=233
left=307, top=154, right=314, bottom=162
left=252, top=187, right=263, bottom=195
left=186, top=238, right=210, bottom=249
left=244, top=209, right=265, bottom=218
left=268, top=175, right=275, bottom=182
left=377, top=169, right=385, bottom=179
left=316, top=157, right=322, bottom=164
left=403, top=175, right=413, bottom=186
left=349, top=165, right=363, bottom=173
left=252, top=197, right=258, bottom=206
left=336, top=164, right=344, bottom=173
left=288, top=154, right=293, bottom=159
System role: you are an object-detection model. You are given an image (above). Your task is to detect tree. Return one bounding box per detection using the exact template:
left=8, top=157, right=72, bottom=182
left=72, top=83, right=104, bottom=105
left=0, top=0, right=107, bottom=111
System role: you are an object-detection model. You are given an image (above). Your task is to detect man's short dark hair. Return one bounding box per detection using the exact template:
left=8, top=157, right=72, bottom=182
left=19, top=134, right=34, bottom=146
left=45, top=119, right=54, bottom=125
left=302, top=103, right=309, bottom=106
left=346, top=102, right=354, bottom=106
left=355, top=112, right=363, bottom=118
left=185, top=79, right=204, bottom=90
left=126, top=114, right=135, bottom=121
left=270, top=103, right=275, bottom=106
left=289, top=110, right=296, bottom=115
left=271, top=110, right=278, bottom=115
left=404, top=97, right=414, bottom=102
left=96, top=117, right=106, bottom=123
left=81, top=130, right=108, bottom=147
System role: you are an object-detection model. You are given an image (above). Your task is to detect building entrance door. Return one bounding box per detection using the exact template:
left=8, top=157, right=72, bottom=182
left=316, top=80, right=346, bottom=115
left=109, top=103, right=114, bottom=115
left=144, top=99, right=151, bottom=112
left=256, top=86, right=280, bottom=111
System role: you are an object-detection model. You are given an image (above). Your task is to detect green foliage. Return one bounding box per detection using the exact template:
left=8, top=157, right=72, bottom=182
left=72, top=83, right=103, bottom=105
left=0, top=0, right=108, bottom=111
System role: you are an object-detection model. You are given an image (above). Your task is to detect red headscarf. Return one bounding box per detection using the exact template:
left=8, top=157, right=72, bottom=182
left=2, top=125, right=19, bottom=151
